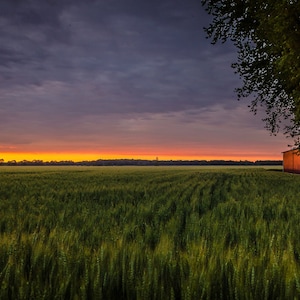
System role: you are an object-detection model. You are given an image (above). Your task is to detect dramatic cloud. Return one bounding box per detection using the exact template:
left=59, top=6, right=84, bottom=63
left=0, top=0, right=287, bottom=160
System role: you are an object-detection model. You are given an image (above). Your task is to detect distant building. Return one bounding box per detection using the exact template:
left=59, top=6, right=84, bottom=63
left=283, top=149, right=300, bottom=174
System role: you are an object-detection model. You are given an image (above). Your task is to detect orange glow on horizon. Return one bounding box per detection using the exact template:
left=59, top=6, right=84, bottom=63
left=0, top=151, right=282, bottom=163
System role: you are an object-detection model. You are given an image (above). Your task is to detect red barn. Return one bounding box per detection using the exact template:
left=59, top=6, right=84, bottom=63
left=283, top=149, right=300, bottom=174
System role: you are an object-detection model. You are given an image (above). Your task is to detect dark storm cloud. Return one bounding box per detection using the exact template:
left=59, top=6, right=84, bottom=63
left=0, top=0, right=69, bottom=29
left=0, top=0, right=70, bottom=87
left=1, top=0, right=256, bottom=149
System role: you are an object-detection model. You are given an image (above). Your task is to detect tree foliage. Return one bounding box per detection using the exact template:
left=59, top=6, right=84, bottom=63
left=201, top=0, right=300, bottom=141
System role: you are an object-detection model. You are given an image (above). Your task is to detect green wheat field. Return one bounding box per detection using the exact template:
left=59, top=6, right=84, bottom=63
left=1, top=166, right=300, bottom=299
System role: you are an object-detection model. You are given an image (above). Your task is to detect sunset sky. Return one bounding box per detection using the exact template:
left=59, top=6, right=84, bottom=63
left=0, top=0, right=288, bottom=162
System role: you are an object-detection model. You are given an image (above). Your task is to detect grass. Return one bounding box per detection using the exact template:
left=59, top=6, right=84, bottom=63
left=0, top=165, right=299, bottom=299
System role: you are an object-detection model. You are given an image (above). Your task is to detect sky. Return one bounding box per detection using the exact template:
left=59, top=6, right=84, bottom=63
left=0, top=0, right=288, bottom=162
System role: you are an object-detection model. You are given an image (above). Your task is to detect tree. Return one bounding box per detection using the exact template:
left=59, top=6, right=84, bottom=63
left=201, top=0, right=300, bottom=143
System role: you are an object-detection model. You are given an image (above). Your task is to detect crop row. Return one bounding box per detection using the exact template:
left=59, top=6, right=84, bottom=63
left=0, top=166, right=300, bottom=299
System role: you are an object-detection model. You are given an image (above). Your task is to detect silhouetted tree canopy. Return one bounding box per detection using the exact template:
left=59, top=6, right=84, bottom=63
left=202, top=0, right=300, bottom=142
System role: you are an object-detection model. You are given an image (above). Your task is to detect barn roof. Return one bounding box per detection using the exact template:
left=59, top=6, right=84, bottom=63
left=282, top=148, right=299, bottom=153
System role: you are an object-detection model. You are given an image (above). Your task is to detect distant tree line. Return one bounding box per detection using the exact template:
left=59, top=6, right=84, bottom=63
left=0, top=159, right=282, bottom=166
